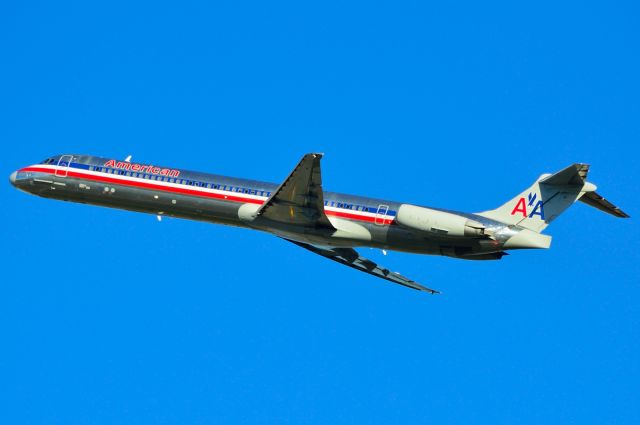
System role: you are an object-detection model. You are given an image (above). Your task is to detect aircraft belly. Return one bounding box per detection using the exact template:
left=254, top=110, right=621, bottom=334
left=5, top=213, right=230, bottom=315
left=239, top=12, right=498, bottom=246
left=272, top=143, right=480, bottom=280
left=41, top=177, right=503, bottom=256
left=43, top=176, right=247, bottom=226
left=384, top=225, right=502, bottom=256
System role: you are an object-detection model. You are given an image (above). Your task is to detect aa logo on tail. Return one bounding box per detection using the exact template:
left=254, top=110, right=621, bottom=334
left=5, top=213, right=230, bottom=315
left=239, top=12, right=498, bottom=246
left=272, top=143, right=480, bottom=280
left=511, top=192, right=545, bottom=220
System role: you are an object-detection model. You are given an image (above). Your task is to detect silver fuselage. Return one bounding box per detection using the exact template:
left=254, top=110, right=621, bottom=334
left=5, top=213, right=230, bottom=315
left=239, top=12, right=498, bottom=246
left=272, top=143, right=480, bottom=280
left=10, top=154, right=522, bottom=259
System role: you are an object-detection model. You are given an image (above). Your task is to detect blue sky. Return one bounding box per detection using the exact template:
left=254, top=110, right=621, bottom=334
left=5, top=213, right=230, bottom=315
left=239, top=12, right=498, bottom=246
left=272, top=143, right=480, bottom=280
left=2, top=1, right=639, bottom=424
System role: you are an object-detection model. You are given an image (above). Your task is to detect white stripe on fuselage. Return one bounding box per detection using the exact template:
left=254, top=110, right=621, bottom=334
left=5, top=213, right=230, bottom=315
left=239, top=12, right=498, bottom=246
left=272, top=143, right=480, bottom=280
left=29, top=164, right=393, bottom=221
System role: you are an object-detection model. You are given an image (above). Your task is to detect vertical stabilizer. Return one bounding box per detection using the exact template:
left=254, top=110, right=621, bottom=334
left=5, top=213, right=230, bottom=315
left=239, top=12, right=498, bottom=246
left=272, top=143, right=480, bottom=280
left=477, top=164, right=591, bottom=232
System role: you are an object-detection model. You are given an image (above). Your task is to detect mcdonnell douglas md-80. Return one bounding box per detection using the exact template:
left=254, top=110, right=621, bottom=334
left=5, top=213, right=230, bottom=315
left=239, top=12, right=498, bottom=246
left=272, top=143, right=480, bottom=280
left=10, top=153, right=629, bottom=293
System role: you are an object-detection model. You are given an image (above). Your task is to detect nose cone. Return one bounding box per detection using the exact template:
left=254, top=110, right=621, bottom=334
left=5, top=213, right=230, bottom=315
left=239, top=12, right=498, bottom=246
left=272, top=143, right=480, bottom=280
left=9, top=171, right=17, bottom=186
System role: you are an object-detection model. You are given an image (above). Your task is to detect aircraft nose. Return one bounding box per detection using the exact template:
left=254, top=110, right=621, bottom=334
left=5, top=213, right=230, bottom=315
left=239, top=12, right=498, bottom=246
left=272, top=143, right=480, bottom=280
left=9, top=171, right=17, bottom=186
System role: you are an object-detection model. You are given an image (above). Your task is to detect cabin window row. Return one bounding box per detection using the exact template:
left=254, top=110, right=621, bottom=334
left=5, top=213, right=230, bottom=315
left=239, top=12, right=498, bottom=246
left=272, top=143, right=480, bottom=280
left=60, top=163, right=369, bottom=212
left=324, top=200, right=370, bottom=212
left=88, top=166, right=272, bottom=197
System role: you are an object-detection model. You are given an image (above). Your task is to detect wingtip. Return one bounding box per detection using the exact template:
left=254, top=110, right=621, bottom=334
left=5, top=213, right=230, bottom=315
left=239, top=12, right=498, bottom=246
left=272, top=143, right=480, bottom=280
left=416, top=285, right=440, bottom=294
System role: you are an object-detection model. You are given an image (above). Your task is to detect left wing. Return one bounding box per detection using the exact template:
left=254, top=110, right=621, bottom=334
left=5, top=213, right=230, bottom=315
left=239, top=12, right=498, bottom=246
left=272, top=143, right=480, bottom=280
left=285, top=239, right=439, bottom=294
left=256, top=153, right=335, bottom=229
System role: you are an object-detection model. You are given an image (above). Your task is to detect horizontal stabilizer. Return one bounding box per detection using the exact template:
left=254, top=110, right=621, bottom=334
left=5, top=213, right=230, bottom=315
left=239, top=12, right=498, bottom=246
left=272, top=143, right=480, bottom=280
left=579, top=191, right=630, bottom=218
left=540, top=163, right=589, bottom=186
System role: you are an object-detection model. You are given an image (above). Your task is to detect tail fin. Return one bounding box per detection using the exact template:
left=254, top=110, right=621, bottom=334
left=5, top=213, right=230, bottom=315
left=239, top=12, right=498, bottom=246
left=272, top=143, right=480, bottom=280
left=477, top=164, right=629, bottom=232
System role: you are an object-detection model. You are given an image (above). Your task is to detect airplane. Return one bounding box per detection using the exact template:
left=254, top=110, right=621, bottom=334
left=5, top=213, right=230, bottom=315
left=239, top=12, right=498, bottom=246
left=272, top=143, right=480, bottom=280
left=9, top=153, right=629, bottom=294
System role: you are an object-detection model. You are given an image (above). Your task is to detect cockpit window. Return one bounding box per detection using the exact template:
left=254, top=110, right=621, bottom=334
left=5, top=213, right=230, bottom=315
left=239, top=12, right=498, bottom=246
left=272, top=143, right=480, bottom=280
left=40, top=158, right=56, bottom=164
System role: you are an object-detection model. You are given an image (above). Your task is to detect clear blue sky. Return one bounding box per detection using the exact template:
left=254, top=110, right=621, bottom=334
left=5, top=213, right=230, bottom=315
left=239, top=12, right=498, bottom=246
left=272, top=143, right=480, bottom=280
left=2, top=1, right=639, bottom=424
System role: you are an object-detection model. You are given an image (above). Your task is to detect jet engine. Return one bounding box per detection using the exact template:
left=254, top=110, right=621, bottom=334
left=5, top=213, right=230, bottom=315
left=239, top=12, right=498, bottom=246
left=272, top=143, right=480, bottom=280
left=396, top=204, right=486, bottom=237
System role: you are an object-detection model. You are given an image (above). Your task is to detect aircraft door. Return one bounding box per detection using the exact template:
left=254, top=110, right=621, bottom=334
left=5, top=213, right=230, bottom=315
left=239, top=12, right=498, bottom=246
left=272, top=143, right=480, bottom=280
left=374, top=204, right=389, bottom=225
left=55, top=155, right=73, bottom=177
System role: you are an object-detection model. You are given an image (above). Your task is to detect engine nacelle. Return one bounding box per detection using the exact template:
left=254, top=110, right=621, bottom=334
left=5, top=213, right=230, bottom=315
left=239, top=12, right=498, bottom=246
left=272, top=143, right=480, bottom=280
left=396, top=204, right=485, bottom=237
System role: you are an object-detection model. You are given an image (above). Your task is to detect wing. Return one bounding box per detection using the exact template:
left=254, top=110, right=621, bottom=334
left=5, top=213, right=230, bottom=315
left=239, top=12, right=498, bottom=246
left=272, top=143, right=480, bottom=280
left=256, top=153, right=335, bottom=229
left=285, top=239, right=439, bottom=294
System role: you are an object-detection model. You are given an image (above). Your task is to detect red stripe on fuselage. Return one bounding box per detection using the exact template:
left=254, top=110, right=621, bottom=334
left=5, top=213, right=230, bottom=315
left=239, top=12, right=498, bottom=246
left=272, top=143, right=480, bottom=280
left=19, top=166, right=395, bottom=225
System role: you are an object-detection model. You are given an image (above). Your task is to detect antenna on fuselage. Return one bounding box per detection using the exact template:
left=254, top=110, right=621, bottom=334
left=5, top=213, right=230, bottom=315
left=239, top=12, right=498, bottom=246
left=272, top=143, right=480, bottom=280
left=124, top=155, right=132, bottom=162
